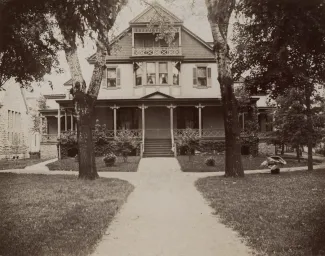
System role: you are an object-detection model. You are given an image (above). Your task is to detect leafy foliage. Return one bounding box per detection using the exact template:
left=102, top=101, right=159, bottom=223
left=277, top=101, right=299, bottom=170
left=270, top=88, right=325, bottom=149
left=114, top=129, right=139, bottom=162
left=204, top=156, right=216, bottom=167
left=59, top=131, right=77, bottom=146
left=176, top=128, right=200, bottom=160
left=103, top=153, right=117, bottom=167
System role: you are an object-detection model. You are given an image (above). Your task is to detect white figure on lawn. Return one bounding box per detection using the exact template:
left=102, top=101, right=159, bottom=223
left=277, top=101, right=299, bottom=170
left=260, top=156, right=287, bottom=174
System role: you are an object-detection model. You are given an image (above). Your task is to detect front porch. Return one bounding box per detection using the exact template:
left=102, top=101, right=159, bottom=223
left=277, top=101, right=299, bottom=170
left=39, top=94, right=272, bottom=158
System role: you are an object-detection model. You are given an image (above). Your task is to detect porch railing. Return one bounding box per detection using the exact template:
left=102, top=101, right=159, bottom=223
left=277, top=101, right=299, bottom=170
left=41, top=134, right=58, bottom=143
left=173, top=129, right=225, bottom=138
left=132, top=46, right=182, bottom=56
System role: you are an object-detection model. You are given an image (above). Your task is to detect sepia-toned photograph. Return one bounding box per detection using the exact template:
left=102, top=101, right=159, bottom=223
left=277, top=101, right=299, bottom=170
left=1, top=0, right=325, bottom=255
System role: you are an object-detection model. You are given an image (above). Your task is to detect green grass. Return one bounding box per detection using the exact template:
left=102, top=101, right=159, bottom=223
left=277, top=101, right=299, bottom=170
left=47, top=156, right=141, bottom=172
left=177, top=155, right=322, bottom=172
left=196, top=170, right=325, bottom=256
left=0, top=158, right=51, bottom=170
left=0, top=173, right=134, bottom=256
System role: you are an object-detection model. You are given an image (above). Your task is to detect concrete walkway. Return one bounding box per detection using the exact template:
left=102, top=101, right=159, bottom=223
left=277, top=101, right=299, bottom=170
left=92, top=158, right=252, bottom=256
left=2, top=158, right=325, bottom=256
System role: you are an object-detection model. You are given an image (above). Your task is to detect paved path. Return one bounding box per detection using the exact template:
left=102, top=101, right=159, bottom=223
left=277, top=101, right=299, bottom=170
left=92, top=158, right=252, bottom=256
left=3, top=158, right=325, bottom=256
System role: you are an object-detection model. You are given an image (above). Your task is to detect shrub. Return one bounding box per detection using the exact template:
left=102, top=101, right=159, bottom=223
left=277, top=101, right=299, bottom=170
left=176, top=128, right=200, bottom=161
left=204, top=157, right=216, bottom=166
left=103, top=153, right=117, bottom=167
left=315, top=146, right=325, bottom=156
left=59, top=130, right=77, bottom=146
left=114, top=129, right=139, bottom=162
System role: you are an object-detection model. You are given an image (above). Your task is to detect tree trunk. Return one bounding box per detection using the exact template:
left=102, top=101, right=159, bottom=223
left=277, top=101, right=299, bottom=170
left=305, top=86, right=313, bottom=171
left=281, top=143, right=285, bottom=155
left=296, top=146, right=300, bottom=163
left=63, top=44, right=99, bottom=179
left=205, top=0, right=244, bottom=177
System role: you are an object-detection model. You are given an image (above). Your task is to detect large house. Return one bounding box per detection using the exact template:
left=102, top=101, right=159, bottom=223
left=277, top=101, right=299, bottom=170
left=0, top=79, right=34, bottom=159
left=39, top=3, right=274, bottom=158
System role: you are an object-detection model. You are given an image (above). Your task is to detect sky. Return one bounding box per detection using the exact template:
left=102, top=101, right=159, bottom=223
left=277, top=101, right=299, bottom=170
left=34, top=0, right=212, bottom=96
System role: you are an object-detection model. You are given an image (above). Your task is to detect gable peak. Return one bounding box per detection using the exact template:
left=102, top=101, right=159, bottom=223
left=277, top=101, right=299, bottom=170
left=130, top=2, right=183, bottom=25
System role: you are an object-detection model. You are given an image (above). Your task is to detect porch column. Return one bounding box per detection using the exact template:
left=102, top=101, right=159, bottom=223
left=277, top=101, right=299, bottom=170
left=64, top=110, right=67, bottom=131
left=242, top=112, right=245, bottom=130
left=167, top=104, right=176, bottom=133
left=57, top=105, right=61, bottom=137
left=70, top=110, right=73, bottom=131
left=138, top=104, right=148, bottom=139
left=57, top=105, right=61, bottom=159
left=40, top=114, right=43, bottom=134
left=110, top=105, right=120, bottom=138
left=195, top=103, right=205, bottom=137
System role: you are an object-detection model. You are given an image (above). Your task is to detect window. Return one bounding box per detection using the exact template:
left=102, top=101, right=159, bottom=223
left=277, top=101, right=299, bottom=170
left=193, top=66, right=211, bottom=87
left=135, top=63, right=143, bottom=86
left=197, top=67, right=207, bottom=86
left=159, top=62, right=168, bottom=84
left=173, top=62, right=180, bottom=85
left=107, top=68, right=117, bottom=87
left=105, top=67, right=120, bottom=88
left=7, top=110, right=21, bottom=144
left=147, top=62, right=156, bottom=84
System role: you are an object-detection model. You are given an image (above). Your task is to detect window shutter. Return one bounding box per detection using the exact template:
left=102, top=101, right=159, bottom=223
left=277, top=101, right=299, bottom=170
left=116, top=68, right=121, bottom=86
left=207, top=67, right=212, bottom=86
left=193, top=67, right=197, bottom=85
left=102, top=67, right=107, bottom=88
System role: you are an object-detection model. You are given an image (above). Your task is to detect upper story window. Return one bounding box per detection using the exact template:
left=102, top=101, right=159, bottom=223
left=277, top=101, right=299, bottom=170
left=193, top=66, right=211, bottom=87
left=134, top=61, right=181, bottom=86
left=135, top=63, right=143, bottom=86
left=159, top=62, right=168, bottom=84
left=173, top=62, right=180, bottom=85
left=105, top=67, right=120, bottom=88
left=147, top=62, right=156, bottom=84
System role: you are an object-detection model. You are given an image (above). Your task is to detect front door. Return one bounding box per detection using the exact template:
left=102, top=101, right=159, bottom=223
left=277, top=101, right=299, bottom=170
left=145, top=107, right=170, bottom=138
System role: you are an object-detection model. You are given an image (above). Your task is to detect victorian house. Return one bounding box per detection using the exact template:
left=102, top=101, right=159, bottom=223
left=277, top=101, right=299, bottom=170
left=39, top=3, right=274, bottom=158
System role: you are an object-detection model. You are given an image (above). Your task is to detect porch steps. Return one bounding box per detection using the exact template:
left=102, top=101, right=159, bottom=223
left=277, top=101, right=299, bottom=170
left=143, top=139, right=174, bottom=158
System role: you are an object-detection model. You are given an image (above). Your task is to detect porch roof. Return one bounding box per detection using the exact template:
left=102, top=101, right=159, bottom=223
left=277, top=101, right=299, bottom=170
left=56, top=97, right=225, bottom=108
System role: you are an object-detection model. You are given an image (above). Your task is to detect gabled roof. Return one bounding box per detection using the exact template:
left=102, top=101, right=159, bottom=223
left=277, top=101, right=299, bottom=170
left=129, top=2, right=183, bottom=24
left=141, top=91, right=174, bottom=99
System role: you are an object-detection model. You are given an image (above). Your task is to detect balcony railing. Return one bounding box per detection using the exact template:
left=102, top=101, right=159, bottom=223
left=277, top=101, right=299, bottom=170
left=132, top=47, right=182, bottom=56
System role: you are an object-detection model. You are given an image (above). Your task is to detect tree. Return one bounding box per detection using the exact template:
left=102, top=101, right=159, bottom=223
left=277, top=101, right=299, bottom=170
left=1, top=0, right=127, bottom=179
left=233, top=0, right=325, bottom=171
left=0, top=0, right=60, bottom=88
left=271, top=88, right=325, bottom=162
left=204, top=0, right=244, bottom=177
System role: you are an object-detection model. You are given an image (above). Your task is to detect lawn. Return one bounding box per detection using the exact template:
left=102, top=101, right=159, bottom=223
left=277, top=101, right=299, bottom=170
left=196, top=170, right=325, bottom=256
left=0, top=173, right=134, bottom=256
left=47, top=156, right=141, bottom=172
left=177, top=155, right=322, bottom=172
left=0, top=158, right=50, bottom=170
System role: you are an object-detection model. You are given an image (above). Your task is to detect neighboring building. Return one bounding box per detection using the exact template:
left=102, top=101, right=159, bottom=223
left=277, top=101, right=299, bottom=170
left=0, top=79, right=33, bottom=159
left=39, top=3, right=274, bottom=158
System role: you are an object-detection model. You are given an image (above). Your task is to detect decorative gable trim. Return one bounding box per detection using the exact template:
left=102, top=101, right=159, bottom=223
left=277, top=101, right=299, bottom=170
left=141, top=91, right=174, bottom=99
left=129, top=3, right=183, bottom=24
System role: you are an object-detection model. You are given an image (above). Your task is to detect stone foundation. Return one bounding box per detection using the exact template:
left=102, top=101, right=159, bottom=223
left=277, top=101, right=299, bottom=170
left=40, top=143, right=58, bottom=159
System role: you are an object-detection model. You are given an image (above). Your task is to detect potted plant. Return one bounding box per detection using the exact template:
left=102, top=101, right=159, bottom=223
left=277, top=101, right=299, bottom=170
left=103, top=153, right=116, bottom=167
